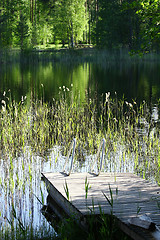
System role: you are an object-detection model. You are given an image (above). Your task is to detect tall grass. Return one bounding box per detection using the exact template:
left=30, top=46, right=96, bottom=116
left=1, top=88, right=160, bottom=238
left=1, top=89, right=160, bottom=179
left=1, top=48, right=160, bottom=65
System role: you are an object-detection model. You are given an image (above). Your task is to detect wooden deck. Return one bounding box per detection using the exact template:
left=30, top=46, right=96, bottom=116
left=42, top=172, right=160, bottom=240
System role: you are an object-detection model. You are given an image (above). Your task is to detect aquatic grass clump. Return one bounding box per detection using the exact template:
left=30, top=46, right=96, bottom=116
left=1, top=90, right=160, bottom=181
left=1, top=88, right=160, bottom=237
left=1, top=48, right=160, bottom=66
left=0, top=145, right=56, bottom=239
left=0, top=223, right=57, bottom=240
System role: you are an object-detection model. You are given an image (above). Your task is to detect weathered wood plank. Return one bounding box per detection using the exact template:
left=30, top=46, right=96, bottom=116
left=42, top=172, right=160, bottom=239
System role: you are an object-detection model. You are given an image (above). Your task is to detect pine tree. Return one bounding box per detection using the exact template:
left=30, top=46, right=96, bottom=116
left=16, top=13, right=29, bottom=50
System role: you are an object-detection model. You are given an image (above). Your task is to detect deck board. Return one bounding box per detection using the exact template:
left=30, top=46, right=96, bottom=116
left=42, top=172, right=160, bottom=239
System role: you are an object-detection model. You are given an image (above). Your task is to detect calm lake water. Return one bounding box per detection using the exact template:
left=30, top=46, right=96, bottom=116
left=0, top=60, right=160, bottom=104
left=0, top=56, right=160, bottom=235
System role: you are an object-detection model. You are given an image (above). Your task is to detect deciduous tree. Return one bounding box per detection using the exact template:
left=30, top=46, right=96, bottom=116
left=136, top=0, right=160, bottom=51
left=53, top=0, right=87, bottom=47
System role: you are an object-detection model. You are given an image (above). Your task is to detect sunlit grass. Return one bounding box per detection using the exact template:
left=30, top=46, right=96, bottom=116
left=1, top=89, right=160, bottom=238
left=1, top=90, right=160, bottom=180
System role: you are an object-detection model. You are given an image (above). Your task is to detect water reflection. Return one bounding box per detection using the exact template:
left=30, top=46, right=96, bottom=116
left=0, top=142, right=135, bottom=230
left=90, top=61, right=160, bottom=103
left=0, top=61, right=160, bottom=104
left=1, top=59, right=160, bottom=234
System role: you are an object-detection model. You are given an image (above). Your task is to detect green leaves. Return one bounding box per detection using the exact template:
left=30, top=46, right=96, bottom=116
left=53, top=0, right=87, bottom=47
left=0, top=0, right=159, bottom=51
left=85, top=176, right=90, bottom=199
left=102, top=185, right=113, bottom=208
left=134, top=0, right=160, bottom=51
left=64, top=180, right=70, bottom=201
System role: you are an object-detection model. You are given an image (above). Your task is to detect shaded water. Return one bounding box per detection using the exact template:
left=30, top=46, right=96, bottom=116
left=0, top=60, right=160, bottom=104
left=0, top=57, right=160, bottom=235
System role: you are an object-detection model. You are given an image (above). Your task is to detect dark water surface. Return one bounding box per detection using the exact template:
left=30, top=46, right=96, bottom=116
left=0, top=60, right=160, bottom=104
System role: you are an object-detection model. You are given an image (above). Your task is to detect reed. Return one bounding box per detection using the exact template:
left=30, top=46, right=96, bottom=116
left=1, top=88, right=160, bottom=238
left=0, top=224, right=57, bottom=240
left=57, top=183, right=129, bottom=240
left=1, top=48, right=160, bottom=65
left=1, top=89, right=160, bottom=176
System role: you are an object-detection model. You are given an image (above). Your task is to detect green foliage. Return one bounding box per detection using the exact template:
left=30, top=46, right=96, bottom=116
left=103, top=185, right=114, bottom=209
left=0, top=4, right=13, bottom=46
left=64, top=180, right=70, bottom=200
left=94, top=0, right=160, bottom=52
left=96, top=0, right=122, bottom=48
left=0, top=225, right=57, bottom=240
left=136, top=0, right=160, bottom=52
left=1, top=90, right=160, bottom=183
left=58, top=213, right=130, bottom=240
left=53, top=0, right=87, bottom=47
left=16, top=13, right=29, bottom=50
left=0, top=8, right=7, bottom=46
left=85, top=177, right=90, bottom=199
left=0, top=0, right=159, bottom=52
left=95, top=0, right=141, bottom=50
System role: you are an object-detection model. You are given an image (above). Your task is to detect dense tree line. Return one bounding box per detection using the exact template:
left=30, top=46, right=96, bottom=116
left=0, top=0, right=159, bottom=52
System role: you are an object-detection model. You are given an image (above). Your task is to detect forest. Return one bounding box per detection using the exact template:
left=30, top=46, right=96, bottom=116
left=0, top=0, right=159, bottom=52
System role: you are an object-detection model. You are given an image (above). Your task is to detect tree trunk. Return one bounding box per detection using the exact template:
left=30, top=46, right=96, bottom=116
left=70, top=21, right=74, bottom=48
left=35, top=0, right=36, bottom=25
left=95, top=0, right=99, bottom=45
